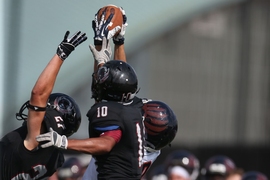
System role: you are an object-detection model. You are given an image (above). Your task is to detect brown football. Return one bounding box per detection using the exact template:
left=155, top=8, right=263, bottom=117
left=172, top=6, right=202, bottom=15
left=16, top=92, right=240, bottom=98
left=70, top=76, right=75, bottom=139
left=97, top=4, right=123, bottom=37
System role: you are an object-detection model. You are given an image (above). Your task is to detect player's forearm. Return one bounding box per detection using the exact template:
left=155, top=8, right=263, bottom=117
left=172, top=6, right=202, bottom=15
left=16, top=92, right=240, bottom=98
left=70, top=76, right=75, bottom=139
left=114, top=44, right=126, bottom=62
left=31, top=55, right=63, bottom=106
left=67, top=136, right=116, bottom=155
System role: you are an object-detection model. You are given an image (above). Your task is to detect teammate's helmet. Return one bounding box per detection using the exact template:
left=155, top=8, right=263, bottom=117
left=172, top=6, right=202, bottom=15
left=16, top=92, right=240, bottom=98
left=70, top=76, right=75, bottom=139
left=57, top=157, right=83, bottom=180
left=16, top=93, right=81, bottom=137
left=91, top=60, right=138, bottom=102
left=242, top=171, right=268, bottom=180
left=201, top=155, right=236, bottom=177
left=164, top=150, right=200, bottom=180
left=142, top=100, right=178, bottom=150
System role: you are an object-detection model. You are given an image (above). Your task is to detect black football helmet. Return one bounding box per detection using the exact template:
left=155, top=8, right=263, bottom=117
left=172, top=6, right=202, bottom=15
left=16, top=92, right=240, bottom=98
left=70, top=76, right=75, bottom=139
left=47, top=93, right=81, bottom=136
left=142, top=100, right=178, bottom=150
left=201, top=155, right=236, bottom=178
left=91, top=60, right=138, bottom=102
left=16, top=93, right=81, bottom=137
left=164, top=150, right=200, bottom=180
left=242, top=171, right=268, bottom=180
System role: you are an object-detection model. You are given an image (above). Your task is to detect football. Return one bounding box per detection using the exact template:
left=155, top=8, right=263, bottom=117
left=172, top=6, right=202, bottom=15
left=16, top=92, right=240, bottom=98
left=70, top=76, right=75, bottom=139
left=97, top=4, right=123, bottom=37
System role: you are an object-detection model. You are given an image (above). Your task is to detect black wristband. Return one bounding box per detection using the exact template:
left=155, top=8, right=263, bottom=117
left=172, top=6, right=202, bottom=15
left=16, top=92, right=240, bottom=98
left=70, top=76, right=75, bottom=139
left=113, top=38, right=125, bottom=45
left=26, top=102, right=47, bottom=111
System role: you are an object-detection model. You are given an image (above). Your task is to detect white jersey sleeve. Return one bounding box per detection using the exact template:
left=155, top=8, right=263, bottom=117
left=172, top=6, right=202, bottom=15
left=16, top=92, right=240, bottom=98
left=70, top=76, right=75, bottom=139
left=142, top=148, right=161, bottom=177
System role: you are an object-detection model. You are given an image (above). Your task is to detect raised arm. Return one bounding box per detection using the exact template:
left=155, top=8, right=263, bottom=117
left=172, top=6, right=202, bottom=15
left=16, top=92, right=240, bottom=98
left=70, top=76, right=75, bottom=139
left=24, top=31, right=87, bottom=150
left=113, top=7, right=127, bottom=62
left=113, top=44, right=126, bottom=62
left=90, top=6, right=128, bottom=72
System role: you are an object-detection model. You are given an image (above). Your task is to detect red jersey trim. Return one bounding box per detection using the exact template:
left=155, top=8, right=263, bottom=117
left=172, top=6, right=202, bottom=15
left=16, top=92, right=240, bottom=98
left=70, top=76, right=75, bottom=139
left=100, top=129, right=122, bottom=143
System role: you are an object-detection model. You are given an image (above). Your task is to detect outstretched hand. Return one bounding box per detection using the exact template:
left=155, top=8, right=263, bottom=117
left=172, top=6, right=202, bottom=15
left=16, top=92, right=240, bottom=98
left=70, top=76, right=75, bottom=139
left=57, top=31, right=87, bottom=60
left=89, top=37, right=112, bottom=66
left=113, top=7, right=128, bottom=45
left=92, top=9, right=121, bottom=45
left=36, top=128, right=68, bottom=149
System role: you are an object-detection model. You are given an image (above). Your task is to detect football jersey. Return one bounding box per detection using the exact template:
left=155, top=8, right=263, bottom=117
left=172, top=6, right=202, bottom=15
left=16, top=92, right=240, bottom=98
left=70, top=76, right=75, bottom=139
left=82, top=149, right=160, bottom=180
left=0, top=125, right=64, bottom=180
left=87, top=100, right=144, bottom=179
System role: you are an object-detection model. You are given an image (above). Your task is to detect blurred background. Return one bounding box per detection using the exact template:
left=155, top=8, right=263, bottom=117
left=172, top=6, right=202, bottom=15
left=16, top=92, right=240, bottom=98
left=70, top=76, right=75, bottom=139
left=1, top=0, right=270, bottom=178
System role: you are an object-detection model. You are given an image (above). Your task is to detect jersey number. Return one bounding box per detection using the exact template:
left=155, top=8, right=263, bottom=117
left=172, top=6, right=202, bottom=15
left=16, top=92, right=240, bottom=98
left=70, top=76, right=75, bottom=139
left=11, top=165, right=47, bottom=180
left=55, top=116, right=66, bottom=129
left=97, top=106, right=108, bottom=117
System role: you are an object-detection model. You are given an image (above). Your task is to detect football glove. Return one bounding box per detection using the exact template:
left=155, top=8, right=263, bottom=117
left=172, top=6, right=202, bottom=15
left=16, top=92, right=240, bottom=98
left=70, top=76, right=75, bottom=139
left=92, top=10, right=121, bottom=45
left=89, top=37, right=112, bottom=66
left=36, top=128, right=68, bottom=149
left=57, top=31, right=87, bottom=61
left=113, top=7, right=128, bottom=45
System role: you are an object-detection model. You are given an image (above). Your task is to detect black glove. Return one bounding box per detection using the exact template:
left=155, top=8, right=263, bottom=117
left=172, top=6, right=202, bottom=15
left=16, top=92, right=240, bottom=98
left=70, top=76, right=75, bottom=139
left=57, top=31, right=87, bottom=60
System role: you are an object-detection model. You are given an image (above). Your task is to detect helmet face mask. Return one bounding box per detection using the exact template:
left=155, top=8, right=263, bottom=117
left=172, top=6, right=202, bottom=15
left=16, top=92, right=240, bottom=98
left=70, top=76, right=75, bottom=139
left=143, top=101, right=178, bottom=150
left=91, top=60, right=138, bottom=102
left=16, top=101, right=30, bottom=121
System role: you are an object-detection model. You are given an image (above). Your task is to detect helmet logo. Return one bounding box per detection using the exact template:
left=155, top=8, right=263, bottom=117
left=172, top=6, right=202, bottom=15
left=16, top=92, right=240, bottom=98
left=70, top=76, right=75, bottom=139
left=54, top=96, right=74, bottom=115
left=98, top=66, right=110, bottom=83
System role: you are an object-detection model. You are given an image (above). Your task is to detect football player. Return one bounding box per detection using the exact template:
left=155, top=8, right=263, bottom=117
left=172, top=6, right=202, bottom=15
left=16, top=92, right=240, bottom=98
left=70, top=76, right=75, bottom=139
left=141, top=100, right=178, bottom=178
left=201, top=155, right=236, bottom=180
left=0, top=31, right=86, bottom=179
left=37, top=60, right=145, bottom=179
left=82, top=6, right=178, bottom=180
left=164, top=150, right=200, bottom=180
left=37, top=12, right=146, bottom=180
left=81, top=99, right=178, bottom=180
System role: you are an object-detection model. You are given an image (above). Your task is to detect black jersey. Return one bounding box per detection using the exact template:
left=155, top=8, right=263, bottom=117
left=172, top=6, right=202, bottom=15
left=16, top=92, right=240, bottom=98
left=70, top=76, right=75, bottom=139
left=0, top=125, right=64, bottom=180
left=87, top=100, right=145, bottom=180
